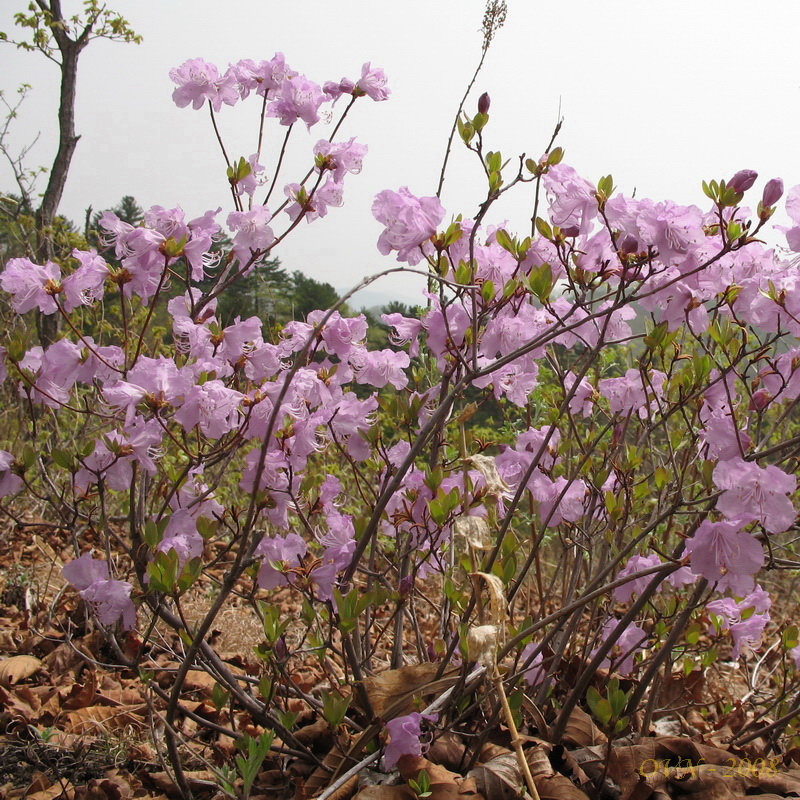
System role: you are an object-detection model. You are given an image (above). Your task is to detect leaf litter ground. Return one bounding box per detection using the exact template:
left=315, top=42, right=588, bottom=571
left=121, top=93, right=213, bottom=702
left=3, top=520, right=800, bottom=800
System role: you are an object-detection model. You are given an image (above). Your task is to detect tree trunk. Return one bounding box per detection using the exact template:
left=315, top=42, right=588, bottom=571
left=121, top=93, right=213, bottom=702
left=34, top=6, right=83, bottom=346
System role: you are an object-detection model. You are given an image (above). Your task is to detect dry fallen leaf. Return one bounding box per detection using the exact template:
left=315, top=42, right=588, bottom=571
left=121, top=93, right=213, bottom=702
left=562, top=706, right=607, bottom=747
left=468, top=751, right=521, bottom=799
left=0, top=654, right=44, bottom=685
left=65, top=704, right=141, bottom=735
left=354, top=787, right=416, bottom=799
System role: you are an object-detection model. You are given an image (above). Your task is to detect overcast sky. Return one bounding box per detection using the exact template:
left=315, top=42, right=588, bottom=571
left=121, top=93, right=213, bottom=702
left=2, top=0, right=799, bottom=308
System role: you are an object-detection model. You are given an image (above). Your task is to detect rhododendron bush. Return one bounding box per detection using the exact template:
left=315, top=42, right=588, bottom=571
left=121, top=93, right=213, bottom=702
left=4, top=38, right=800, bottom=796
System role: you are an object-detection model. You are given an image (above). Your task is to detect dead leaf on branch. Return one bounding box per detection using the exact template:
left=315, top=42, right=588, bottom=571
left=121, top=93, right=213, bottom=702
left=362, top=663, right=460, bottom=719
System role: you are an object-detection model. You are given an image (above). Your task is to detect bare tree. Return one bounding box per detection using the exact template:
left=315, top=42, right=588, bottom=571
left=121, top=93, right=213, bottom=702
left=1, top=1, right=141, bottom=343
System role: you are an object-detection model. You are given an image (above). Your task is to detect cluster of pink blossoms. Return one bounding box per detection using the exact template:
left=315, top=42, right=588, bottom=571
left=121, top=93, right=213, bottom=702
left=169, top=55, right=389, bottom=121
left=2, top=53, right=800, bottom=685
left=371, top=166, right=800, bottom=667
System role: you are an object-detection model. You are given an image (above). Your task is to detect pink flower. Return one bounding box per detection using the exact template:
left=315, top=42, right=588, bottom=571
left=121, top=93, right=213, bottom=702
left=698, top=405, right=751, bottom=461
left=543, top=164, right=598, bottom=237
left=383, top=712, right=436, bottom=769
left=729, top=614, right=769, bottom=659
left=0, top=450, right=23, bottom=498
left=713, top=458, right=796, bottom=534
left=284, top=179, right=344, bottom=223
left=564, top=371, right=594, bottom=417
left=381, top=312, right=423, bottom=357
left=538, top=477, right=586, bottom=526
left=255, top=533, right=307, bottom=590
left=227, top=206, right=275, bottom=267
left=482, top=359, right=540, bottom=407
left=314, top=138, right=368, bottom=183
left=356, top=63, right=390, bottom=101
left=0, top=257, right=61, bottom=314
left=62, top=250, right=108, bottom=311
left=173, top=380, right=243, bottom=438
left=614, top=554, right=663, bottom=602
left=594, top=619, right=647, bottom=676
left=779, top=185, right=800, bottom=251
left=63, top=554, right=135, bottom=630
left=354, top=349, right=410, bottom=389
left=230, top=54, right=293, bottom=100
left=268, top=75, right=326, bottom=129
left=708, top=587, right=771, bottom=659
left=372, top=187, right=445, bottom=265
left=635, top=200, right=704, bottom=265
left=307, top=310, right=368, bottom=360
left=170, top=58, right=239, bottom=111
left=520, top=643, right=545, bottom=686
left=232, top=154, right=266, bottom=198
left=684, top=520, right=763, bottom=595
left=323, top=77, right=355, bottom=103
left=599, top=369, right=666, bottom=419
left=218, top=316, right=263, bottom=366
left=422, top=297, right=470, bottom=367
left=159, top=510, right=204, bottom=566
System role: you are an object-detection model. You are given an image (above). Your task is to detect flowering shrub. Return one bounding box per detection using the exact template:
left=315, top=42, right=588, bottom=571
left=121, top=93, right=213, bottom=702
left=3, top=41, right=800, bottom=795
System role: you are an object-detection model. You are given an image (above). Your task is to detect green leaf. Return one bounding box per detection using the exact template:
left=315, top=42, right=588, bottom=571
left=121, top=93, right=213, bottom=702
left=535, top=217, right=552, bottom=239
left=321, top=690, right=351, bottom=727
left=196, top=516, right=218, bottom=540
left=176, top=557, right=203, bottom=593
left=458, top=117, right=475, bottom=144
left=51, top=449, right=73, bottom=470
left=146, top=549, right=180, bottom=594
left=528, top=263, right=554, bottom=302
left=428, top=497, right=447, bottom=526
left=494, top=228, right=515, bottom=254
left=22, top=445, right=35, bottom=469
left=685, top=622, right=701, bottom=645
left=472, top=111, right=488, bottom=132
left=726, top=219, right=743, bottom=240
left=597, top=174, right=614, bottom=198
left=586, top=686, right=612, bottom=726
left=212, top=683, right=230, bottom=712
left=455, top=261, right=473, bottom=286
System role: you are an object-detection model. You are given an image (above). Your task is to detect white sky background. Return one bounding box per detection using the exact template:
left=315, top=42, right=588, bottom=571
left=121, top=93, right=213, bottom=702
left=1, top=0, right=799, bottom=309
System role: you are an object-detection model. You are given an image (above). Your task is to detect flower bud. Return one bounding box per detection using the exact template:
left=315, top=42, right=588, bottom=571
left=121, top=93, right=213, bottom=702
left=749, top=388, right=771, bottom=411
left=619, top=234, right=639, bottom=255
left=762, top=178, right=784, bottom=208
left=728, top=169, right=758, bottom=193
left=398, top=574, right=414, bottom=598
left=478, top=92, right=490, bottom=115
